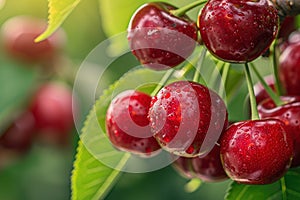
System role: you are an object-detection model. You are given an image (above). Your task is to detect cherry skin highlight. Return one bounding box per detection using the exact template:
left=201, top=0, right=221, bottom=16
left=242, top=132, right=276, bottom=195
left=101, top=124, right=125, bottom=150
left=128, top=2, right=198, bottom=70
left=199, top=0, right=278, bottom=63
left=106, top=90, right=161, bottom=157
left=148, top=81, right=228, bottom=157
left=220, top=119, right=293, bottom=185
left=258, top=96, right=300, bottom=167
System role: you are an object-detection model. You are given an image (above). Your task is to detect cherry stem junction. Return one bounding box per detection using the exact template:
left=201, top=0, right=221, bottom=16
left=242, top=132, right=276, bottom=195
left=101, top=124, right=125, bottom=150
left=244, top=63, right=259, bottom=120
left=250, top=63, right=284, bottom=106
left=151, top=69, right=175, bottom=96
left=170, top=0, right=207, bottom=17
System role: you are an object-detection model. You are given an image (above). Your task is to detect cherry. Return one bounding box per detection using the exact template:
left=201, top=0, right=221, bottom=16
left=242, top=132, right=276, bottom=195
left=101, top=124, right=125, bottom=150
left=278, top=16, right=296, bottom=40
left=253, top=75, right=276, bottom=104
left=1, top=15, right=65, bottom=63
left=128, top=2, right=198, bottom=70
left=0, top=112, right=36, bottom=153
left=173, top=145, right=228, bottom=182
left=199, top=0, right=278, bottom=63
left=29, top=82, right=74, bottom=145
left=148, top=81, right=228, bottom=157
left=258, top=96, right=300, bottom=167
left=105, top=90, right=161, bottom=157
left=279, top=42, right=300, bottom=95
left=220, top=119, right=293, bottom=185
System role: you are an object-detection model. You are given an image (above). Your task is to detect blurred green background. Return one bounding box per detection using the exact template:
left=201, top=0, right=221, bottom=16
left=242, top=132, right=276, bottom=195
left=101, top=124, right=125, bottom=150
left=0, top=0, right=232, bottom=199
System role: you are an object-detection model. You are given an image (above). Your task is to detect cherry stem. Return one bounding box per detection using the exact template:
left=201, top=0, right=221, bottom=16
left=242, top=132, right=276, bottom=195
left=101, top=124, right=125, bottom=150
left=280, top=177, right=287, bottom=200
left=175, top=56, right=199, bottom=78
left=209, top=60, right=224, bottom=89
left=184, top=178, right=202, bottom=193
left=151, top=69, right=175, bottom=96
left=170, top=0, right=207, bottom=17
left=250, top=63, right=284, bottom=106
left=193, top=48, right=207, bottom=83
left=244, top=63, right=259, bottom=120
left=218, top=62, right=230, bottom=99
left=272, top=40, right=284, bottom=95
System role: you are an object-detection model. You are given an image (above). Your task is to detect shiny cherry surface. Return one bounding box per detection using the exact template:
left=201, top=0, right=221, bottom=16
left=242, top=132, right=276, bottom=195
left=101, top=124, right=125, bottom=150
left=220, top=119, right=293, bottom=184
left=199, top=0, right=278, bottom=63
left=128, top=2, right=198, bottom=70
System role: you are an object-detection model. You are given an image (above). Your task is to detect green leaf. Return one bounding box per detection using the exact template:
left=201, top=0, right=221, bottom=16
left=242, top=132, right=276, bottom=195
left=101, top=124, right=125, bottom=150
left=71, top=141, right=130, bottom=200
left=225, top=168, right=300, bottom=200
left=71, top=68, right=170, bottom=200
left=35, top=0, right=81, bottom=42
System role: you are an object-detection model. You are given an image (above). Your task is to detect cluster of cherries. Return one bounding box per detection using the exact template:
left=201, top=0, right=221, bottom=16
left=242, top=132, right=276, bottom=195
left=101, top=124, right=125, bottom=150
left=104, top=0, right=300, bottom=186
left=0, top=16, right=75, bottom=165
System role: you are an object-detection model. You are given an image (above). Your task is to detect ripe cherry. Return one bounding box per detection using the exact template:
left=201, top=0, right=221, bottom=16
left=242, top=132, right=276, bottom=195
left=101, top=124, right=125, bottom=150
left=1, top=15, right=65, bottom=63
left=128, top=2, right=198, bottom=70
left=199, top=0, right=278, bottom=63
left=173, top=145, right=228, bottom=182
left=278, top=16, right=296, bottom=40
left=106, top=90, right=161, bottom=157
left=279, top=42, right=300, bottom=95
left=0, top=112, right=36, bottom=153
left=29, top=82, right=74, bottom=145
left=148, top=81, right=228, bottom=157
left=253, top=75, right=276, bottom=104
left=220, top=119, right=293, bottom=185
left=258, top=96, right=300, bottom=167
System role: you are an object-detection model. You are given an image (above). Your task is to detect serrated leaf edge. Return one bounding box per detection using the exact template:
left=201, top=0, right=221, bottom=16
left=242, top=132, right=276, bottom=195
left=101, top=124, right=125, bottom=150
left=35, top=0, right=81, bottom=42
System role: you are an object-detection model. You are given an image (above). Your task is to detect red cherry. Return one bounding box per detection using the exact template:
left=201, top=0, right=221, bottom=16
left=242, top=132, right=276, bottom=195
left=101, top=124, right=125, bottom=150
left=253, top=75, right=276, bottom=104
left=258, top=96, right=300, bottom=167
left=0, top=112, right=36, bottom=153
left=220, top=119, right=293, bottom=184
left=105, top=90, right=161, bottom=157
left=128, top=2, right=198, bottom=70
left=29, top=82, right=74, bottom=145
left=173, top=145, right=228, bottom=182
left=279, top=42, right=300, bottom=95
left=199, top=0, right=278, bottom=63
left=148, top=81, right=228, bottom=157
left=1, top=15, right=65, bottom=63
left=278, top=16, right=296, bottom=40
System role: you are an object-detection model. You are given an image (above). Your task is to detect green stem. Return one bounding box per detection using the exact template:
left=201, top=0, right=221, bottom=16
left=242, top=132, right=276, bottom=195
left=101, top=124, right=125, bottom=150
left=218, top=62, right=230, bottom=99
left=273, top=41, right=284, bottom=95
left=250, top=63, right=284, bottom=106
left=170, top=0, right=207, bottom=17
left=175, top=56, right=199, bottom=79
left=209, top=60, right=224, bottom=89
left=151, top=69, right=175, bottom=96
left=280, top=177, right=287, bottom=200
left=244, top=63, right=259, bottom=120
left=193, top=48, right=207, bottom=83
